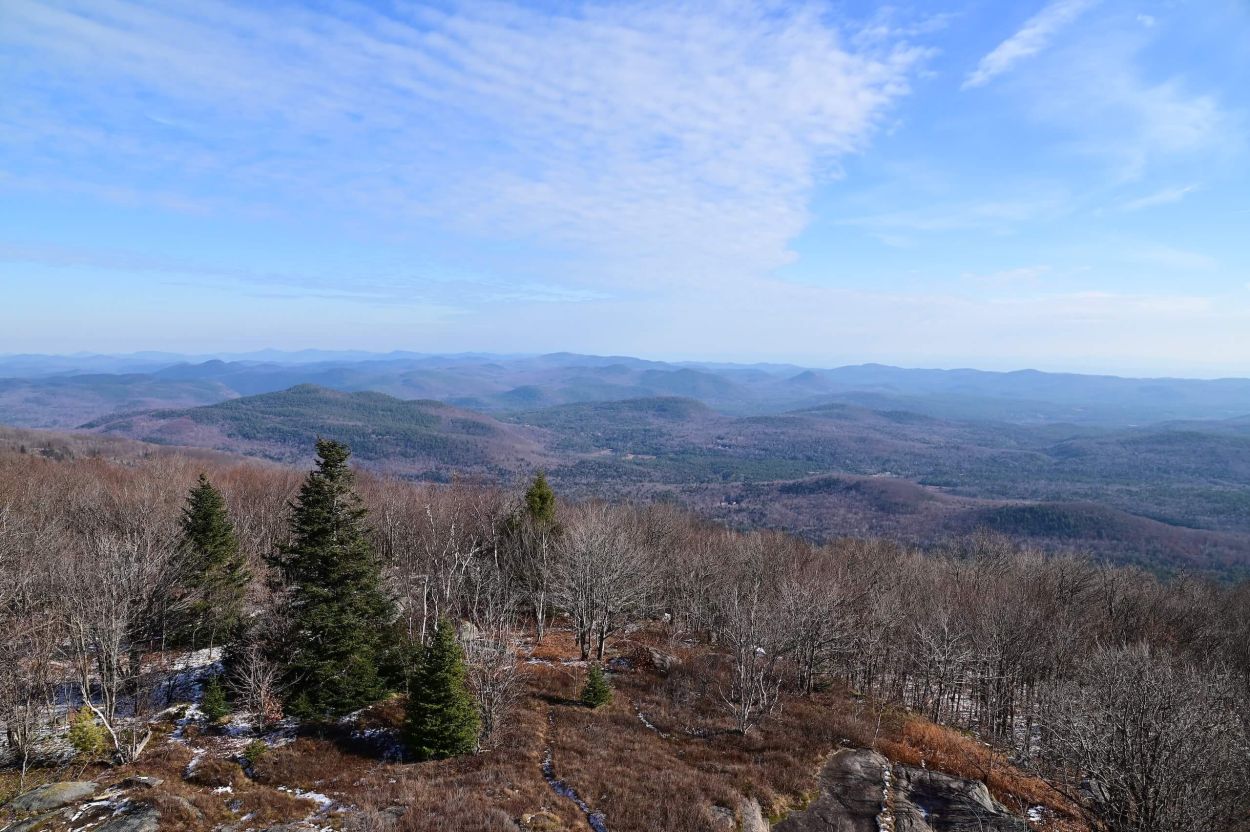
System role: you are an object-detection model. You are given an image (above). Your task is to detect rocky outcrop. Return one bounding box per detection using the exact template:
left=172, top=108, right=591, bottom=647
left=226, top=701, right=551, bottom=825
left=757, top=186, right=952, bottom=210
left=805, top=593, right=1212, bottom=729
left=892, top=764, right=1026, bottom=832
left=775, top=749, right=886, bottom=832
left=775, top=749, right=1027, bottom=832
left=739, top=797, right=769, bottom=832
left=6, top=781, right=98, bottom=814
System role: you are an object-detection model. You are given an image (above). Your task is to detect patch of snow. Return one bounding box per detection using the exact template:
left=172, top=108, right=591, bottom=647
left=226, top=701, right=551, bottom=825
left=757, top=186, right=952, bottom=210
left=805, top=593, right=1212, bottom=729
left=279, top=785, right=335, bottom=812
left=633, top=702, right=670, bottom=740
left=184, top=748, right=206, bottom=777
left=171, top=647, right=224, bottom=671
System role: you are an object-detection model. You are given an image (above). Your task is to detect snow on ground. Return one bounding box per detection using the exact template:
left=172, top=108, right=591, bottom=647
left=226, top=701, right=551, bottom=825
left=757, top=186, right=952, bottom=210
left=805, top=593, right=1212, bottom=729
left=170, top=647, right=224, bottom=671
left=278, top=786, right=335, bottom=811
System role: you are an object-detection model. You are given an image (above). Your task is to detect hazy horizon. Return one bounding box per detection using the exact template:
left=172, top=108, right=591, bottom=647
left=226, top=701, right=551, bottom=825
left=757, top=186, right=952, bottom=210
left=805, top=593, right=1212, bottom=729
left=4, top=346, right=1250, bottom=382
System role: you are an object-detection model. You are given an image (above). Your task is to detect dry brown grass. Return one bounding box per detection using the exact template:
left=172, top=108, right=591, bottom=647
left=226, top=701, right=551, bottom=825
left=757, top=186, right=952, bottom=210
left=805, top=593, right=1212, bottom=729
left=879, top=717, right=1085, bottom=828
left=531, top=627, right=885, bottom=831
left=344, top=677, right=585, bottom=832
left=184, top=756, right=247, bottom=790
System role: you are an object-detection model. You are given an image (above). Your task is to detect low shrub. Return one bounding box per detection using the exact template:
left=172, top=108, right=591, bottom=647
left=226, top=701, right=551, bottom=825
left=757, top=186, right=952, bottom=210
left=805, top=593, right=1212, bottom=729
left=68, top=708, right=110, bottom=760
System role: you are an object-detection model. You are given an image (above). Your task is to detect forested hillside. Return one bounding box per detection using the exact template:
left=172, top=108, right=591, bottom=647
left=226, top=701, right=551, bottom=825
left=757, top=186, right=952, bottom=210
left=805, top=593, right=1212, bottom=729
left=80, top=385, right=1250, bottom=576
left=1, top=434, right=1248, bottom=831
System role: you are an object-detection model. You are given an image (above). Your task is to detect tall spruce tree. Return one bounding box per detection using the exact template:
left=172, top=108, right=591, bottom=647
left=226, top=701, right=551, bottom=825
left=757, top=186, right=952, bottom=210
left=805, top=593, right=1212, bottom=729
left=405, top=619, right=480, bottom=760
left=268, top=439, right=395, bottom=719
left=178, top=474, right=250, bottom=650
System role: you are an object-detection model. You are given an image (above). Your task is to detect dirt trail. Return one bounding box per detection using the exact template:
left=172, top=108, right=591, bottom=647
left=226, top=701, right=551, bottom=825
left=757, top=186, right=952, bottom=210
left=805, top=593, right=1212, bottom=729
left=540, top=710, right=608, bottom=832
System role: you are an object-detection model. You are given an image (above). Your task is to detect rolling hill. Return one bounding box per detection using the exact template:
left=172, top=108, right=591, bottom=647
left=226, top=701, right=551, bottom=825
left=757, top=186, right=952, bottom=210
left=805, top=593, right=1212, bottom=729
left=0, top=374, right=235, bottom=428
left=85, top=384, right=553, bottom=476
left=84, top=385, right=1250, bottom=575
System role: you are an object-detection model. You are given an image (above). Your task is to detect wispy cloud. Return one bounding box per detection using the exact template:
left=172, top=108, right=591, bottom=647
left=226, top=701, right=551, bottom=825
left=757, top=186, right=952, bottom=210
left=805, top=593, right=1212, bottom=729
left=841, top=194, right=1068, bottom=238
left=963, top=0, right=1100, bottom=89
left=0, top=242, right=607, bottom=307
left=0, top=0, right=926, bottom=289
left=998, top=18, right=1239, bottom=181
left=1119, top=184, right=1197, bottom=211
left=962, top=265, right=1051, bottom=286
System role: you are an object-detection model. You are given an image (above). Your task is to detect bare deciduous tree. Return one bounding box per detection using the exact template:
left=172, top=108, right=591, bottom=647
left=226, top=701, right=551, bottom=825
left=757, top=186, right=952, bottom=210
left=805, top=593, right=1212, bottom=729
left=552, top=503, right=653, bottom=660
left=1038, top=643, right=1250, bottom=832
left=712, top=534, right=789, bottom=734
left=225, top=643, right=284, bottom=729
left=62, top=525, right=177, bottom=763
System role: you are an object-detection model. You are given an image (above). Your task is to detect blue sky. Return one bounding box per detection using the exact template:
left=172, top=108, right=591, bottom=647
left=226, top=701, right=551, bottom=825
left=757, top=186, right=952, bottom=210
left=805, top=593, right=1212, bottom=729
left=1, top=0, right=1248, bottom=375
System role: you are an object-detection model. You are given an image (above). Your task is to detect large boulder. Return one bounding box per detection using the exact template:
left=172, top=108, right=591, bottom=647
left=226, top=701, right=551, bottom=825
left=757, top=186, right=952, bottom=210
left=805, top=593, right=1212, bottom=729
left=892, top=764, right=1026, bottom=832
left=775, top=749, right=1029, bottom=832
left=7, top=781, right=98, bottom=814
left=775, top=749, right=886, bottom=832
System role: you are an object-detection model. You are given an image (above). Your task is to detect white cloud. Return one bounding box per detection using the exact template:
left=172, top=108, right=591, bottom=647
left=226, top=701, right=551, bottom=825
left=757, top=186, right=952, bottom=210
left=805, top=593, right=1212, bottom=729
left=0, top=0, right=925, bottom=289
left=963, top=0, right=1100, bottom=89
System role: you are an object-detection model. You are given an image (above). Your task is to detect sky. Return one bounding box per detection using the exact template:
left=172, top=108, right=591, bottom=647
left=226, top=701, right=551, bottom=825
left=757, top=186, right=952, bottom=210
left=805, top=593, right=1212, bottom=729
left=1, top=0, right=1248, bottom=376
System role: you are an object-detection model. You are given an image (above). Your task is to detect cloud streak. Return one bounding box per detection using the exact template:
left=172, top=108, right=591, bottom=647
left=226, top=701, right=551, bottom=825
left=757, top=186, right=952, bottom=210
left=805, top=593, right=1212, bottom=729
left=963, top=0, right=1099, bottom=89
left=1119, top=185, right=1197, bottom=211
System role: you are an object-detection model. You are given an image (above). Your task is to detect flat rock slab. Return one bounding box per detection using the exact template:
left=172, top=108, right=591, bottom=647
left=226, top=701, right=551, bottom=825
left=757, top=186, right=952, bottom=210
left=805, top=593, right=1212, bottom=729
left=95, top=806, right=160, bottom=832
left=8, top=781, right=98, bottom=814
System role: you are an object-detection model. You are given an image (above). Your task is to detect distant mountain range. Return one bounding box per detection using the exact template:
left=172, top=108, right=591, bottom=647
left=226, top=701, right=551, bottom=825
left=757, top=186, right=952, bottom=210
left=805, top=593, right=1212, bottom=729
left=4, top=350, right=1250, bottom=428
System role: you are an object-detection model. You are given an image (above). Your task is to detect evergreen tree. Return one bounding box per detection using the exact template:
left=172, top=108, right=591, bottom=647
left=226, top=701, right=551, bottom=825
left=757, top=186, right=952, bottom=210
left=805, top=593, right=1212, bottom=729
left=405, top=619, right=480, bottom=760
left=268, top=439, right=396, bottom=719
left=581, top=664, right=612, bottom=709
left=177, top=474, right=250, bottom=650
left=524, top=472, right=557, bottom=526
left=67, top=708, right=108, bottom=760
left=201, top=675, right=230, bottom=723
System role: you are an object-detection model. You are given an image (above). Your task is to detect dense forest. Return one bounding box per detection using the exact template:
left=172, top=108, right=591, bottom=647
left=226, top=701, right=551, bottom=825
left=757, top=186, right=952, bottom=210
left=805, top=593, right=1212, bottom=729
left=1, top=434, right=1248, bottom=832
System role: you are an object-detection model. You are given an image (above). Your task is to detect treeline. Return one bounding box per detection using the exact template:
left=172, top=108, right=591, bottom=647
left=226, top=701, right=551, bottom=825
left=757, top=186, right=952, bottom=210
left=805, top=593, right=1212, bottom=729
left=1, top=438, right=1248, bottom=831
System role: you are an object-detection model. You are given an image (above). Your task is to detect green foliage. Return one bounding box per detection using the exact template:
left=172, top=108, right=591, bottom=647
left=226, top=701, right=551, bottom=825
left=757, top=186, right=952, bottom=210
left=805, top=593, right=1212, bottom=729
left=524, top=472, right=557, bottom=526
left=404, top=620, right=480, bottom=760
left=67, top=708, right=109, bottom=759
left=267, top=439, right=397, bottom=719
left=177, top=474, right=250, bottom=649
left=242, top=739, right=268, bottom=766
left=202, top=675, right=230, bottom=723
left=581, top=664, right=613, bottom=709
